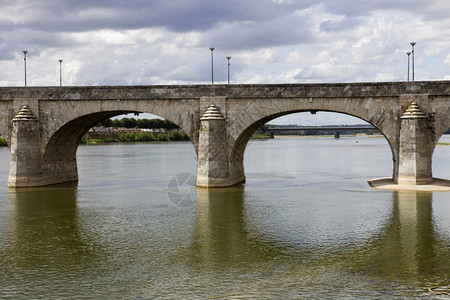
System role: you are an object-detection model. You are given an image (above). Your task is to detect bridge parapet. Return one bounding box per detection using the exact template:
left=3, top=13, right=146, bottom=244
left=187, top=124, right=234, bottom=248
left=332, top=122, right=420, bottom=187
left=2, top=81, right=450, bottom=101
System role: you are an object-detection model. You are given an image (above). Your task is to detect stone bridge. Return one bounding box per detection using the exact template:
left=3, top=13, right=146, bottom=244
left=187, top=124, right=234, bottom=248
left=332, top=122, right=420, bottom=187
left=1, top=81, right=450, bottom=188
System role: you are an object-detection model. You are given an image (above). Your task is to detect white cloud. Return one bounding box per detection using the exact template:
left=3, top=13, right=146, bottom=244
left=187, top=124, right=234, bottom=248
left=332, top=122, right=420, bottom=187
left=445, top=55, right=450, bottom=66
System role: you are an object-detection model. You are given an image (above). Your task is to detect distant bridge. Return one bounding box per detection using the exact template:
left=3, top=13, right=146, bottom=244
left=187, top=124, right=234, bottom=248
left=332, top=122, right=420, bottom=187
left=267, top=125, right=379, bottom=138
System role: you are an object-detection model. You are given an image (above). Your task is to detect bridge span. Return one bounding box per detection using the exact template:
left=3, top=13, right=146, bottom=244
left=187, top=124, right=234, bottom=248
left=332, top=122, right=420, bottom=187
left=1, top=81, right=450, bottom=188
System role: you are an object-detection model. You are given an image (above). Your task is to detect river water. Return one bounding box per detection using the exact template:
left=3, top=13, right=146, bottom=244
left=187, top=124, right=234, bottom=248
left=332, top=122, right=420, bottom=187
left=0, top=136, right=449, bottom=299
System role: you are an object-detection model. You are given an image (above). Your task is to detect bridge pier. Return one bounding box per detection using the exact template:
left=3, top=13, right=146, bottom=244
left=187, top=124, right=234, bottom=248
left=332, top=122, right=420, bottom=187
left=8, top=105, right=79, bottom=187
left=8, top=106, right=43, bottom=187
left=397, top=102, right=433, bottom=185
left=196, top=104, right=245, bottom=187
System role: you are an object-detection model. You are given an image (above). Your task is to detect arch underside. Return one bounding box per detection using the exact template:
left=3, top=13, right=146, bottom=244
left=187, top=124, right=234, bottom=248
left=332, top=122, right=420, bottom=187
left=44, top=111, right=133, bottom=161
left=433, top=105, right=450, bottom=144
left=230, top=109, right=399, bottom=184
left=233, top=109, right=396, bottom=158
left=42, top=111, right=134, bottom=184
left=42, top=108, right=198, bottom=185
left=44, top=104, right=199, bottom=159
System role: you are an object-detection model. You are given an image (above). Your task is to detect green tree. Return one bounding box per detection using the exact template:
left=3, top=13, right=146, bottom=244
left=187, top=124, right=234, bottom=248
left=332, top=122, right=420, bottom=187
left=0, top=136, right=7, bottom=147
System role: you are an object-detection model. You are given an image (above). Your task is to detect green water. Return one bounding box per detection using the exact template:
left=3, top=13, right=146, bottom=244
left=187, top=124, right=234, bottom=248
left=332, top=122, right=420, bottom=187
left=0, top=137, right=449, bottom=299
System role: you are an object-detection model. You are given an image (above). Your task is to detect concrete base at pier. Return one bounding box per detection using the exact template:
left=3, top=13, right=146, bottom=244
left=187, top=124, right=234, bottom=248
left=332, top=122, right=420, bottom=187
left=368, top=177, right=450, bottom=192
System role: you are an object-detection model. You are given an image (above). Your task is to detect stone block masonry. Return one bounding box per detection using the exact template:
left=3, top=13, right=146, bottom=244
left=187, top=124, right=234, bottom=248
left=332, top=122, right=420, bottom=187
left=1, top=81, right=450, bottom=188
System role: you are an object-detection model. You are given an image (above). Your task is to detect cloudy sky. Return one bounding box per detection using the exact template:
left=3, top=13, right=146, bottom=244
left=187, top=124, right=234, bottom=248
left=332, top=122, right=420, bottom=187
left=1, top=0, right=449, bottom=124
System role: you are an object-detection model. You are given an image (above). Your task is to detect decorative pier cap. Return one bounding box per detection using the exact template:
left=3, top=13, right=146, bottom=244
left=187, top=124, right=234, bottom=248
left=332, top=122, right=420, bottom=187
left=200, top=104, right=225, bottom=120
left=12, top=105, right=38, bottom=121
left=401, top=101, right=426, bottom=119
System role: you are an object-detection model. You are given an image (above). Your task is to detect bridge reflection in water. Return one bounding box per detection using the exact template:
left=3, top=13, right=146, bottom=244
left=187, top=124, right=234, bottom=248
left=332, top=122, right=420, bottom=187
left=364, top=192, right=447, bottom=286
left=2, top=187, right=449, bottom=298
left=192, top=188, right=449, bottom=297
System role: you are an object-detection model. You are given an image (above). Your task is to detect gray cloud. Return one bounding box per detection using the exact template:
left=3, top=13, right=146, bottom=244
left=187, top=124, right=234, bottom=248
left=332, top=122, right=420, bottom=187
left=200, top=15, right=316, bottom=51
left=4, top=0, right=311, bottom=33
left=1, top=0, right=449, bottom=88
left=319, top=17, right=361, bottom=32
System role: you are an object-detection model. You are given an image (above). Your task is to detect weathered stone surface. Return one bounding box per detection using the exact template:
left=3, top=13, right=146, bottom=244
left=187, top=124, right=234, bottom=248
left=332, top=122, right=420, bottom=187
left=398, top=101, right=433, bottom=184
left=1, top=81, right=450, bottom=187
left=8, top=106, right=43, bottom=187
left=197, top=104, right=244, bottom=187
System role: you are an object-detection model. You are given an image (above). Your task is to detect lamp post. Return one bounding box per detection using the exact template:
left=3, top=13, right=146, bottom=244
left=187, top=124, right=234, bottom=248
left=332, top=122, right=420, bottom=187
left=406, top=51, right=411, bottom=81
left=23, top=50, right=28, bottom=86
left=410, top=42, right=416, bottom=81
left=209, top=47, right=215, bottom=84
left=226, top=56, right=231, bottom=84
left=58, top=59, right=63, bottom=86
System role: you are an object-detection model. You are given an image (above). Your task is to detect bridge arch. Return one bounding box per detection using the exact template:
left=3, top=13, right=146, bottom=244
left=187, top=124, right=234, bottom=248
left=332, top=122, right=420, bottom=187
left=39, top=100, right=200, bottom=186
left=228, top=98, right=399, bottom=185
left=44, top=109, right=197, bottom=161
left=40, top=99, right=200, bottom=152
left=42, top=110, right=132, bottom=183
left=412, top=100, right=450, bottom=181
left=432, top=126, right=450, bottom=179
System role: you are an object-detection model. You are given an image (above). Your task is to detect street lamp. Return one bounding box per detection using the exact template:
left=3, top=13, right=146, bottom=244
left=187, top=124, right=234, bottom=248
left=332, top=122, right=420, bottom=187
left=410, top=42, right=416, bottom=81
left=23, top=50, right=28, bottom=86
left=209, top=47, right=215, bottom=84
left=406, top=51, right=411, bottom=81
left=58, top=59, right=63, bottom=86
left=226, top=56, right=231, bottom=84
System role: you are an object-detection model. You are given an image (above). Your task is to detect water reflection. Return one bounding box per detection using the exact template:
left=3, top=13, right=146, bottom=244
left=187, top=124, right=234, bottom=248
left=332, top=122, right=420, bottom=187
left=397, top=191, right=433, bottom=276
left=191, top=188, right=449, bottom=297
left=2, top=186, right=107, bottom=298
left=9, top=184, right=77, bottom=209
left=193, top=187, right=249, bottom=265
left=375, top=191, right=434, bottom=276
left=1, top=183, right=448, bottom=298
left=363, top=191, right=449, bottom=296
left=7, top=185, right=79, bottom=255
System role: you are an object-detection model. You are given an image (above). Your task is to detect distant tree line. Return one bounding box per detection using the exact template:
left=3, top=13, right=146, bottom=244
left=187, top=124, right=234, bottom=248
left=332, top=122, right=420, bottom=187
left=253, top=125, right=270, bottom=138
left=118, top=131, right=188, bottom=142
left=80, top=130, right=189, bottom=144
left=80, top=118, right=189, bottom=144
left=98, top=118, right=180, bottom=130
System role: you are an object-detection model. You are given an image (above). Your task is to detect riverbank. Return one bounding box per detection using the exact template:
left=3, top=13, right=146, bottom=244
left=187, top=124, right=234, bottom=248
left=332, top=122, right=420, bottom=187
left=81, top=130, right=189, bottom=144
